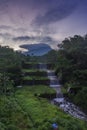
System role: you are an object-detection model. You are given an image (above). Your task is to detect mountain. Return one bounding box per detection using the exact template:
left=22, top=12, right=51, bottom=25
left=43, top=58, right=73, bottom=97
left=20, top=43, right=52, bottom=56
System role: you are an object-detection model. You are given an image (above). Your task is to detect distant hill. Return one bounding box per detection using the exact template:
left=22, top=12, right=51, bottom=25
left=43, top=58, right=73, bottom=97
left=20, top=43, right=52, bottom=56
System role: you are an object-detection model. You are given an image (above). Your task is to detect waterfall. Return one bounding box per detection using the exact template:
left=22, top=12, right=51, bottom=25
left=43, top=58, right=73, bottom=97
left=39, top=63, right=47, bottom=70
left=39, top=63, right=87, bottom=121
left=47, top=70, right=63, bottom=98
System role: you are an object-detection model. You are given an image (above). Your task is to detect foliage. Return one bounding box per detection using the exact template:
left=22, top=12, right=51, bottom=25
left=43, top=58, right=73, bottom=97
left=15, top=86, right=87, bottom=130
left=23, top=76, right=49, bottom=80
left=0, top=44, right=87, bottom=130
left=35, top=50, right=58, bottom=64
left=56, top=35, right=87, bottom=84
left=0, top=85, right=87, bottom=130
left=0, top=46, right=24, bottom=93
left=55, top=35, right=87, bottom=112
left=73, top=87, right=87, bottom=112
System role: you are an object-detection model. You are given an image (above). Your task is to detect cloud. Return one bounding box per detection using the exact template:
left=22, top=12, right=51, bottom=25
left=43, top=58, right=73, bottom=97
left=42, top=36, right=53, bottom=42
left=0, top=0, right=84, bottom=28
left=12, top=35, right=57, bottom=48
left=33, top=0, right=79, bottom=26
left=0, top=0, right=86, bottom=51
left=12, top=35, right=55, bottom=43
left=0, top=32, right=13, bottom=39
left=0, top=0, right=12, bottom=16
left=41, top=36, right=56, bottom=44
left=13, top=36, right=31, bottom=41
left=40, top=36, right=58, bottom=49
left=0, top=25, right=11, bottom=29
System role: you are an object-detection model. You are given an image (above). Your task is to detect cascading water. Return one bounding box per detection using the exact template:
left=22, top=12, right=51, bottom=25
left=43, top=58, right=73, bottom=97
left=47, top=70, right=64, bottom=103
left=39, top=63, right=47, bottom=71
left=39, top=63, right=87, bottom=121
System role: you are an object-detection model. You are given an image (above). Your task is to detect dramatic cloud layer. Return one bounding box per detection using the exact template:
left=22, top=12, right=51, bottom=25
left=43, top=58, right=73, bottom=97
left=13, top=36, right=31, bottom=41
left=0, top=0, right=87, bottom=50
left=0, top=0, right=80, bottom=26
left=33, top=0, right=79, bottom=26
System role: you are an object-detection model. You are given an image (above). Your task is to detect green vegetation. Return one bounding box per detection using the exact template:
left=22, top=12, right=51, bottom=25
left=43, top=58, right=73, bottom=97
left=36, top=50, right=58, bottom=64
left=22, top=69, right=41, bottom=72
left=15, top=87, right=87, bottom=130
left=0, top=46, right=24, bottom=95
left=0, top=38, right=87, bottom=130
left=23, top=85, right=56, bottom=95
left=0, top=95, right=32, bottom=130
left=23, top=76, right=49, bottom=80
left=1, top=86, right=87, bottom=130
left=54, top=35, right=87, bottom=113
left=22, top=65, right=49, bottom=85
left=22, top=69, right=47, bottom=76
left=21, top=85, right=56, bottom=99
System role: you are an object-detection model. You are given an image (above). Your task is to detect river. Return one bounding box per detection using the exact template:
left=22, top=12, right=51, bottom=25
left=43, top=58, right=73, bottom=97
left=39, top=63, right=87, bottom=121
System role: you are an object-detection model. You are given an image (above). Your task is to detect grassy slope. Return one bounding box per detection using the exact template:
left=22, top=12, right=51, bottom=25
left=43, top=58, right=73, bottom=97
left=1, top=86, right=86, bottom=130
left=15, top=86, right=87, bottom=130
left=0, top=96, right=33, bottom=130
left=22, top=69, right=45, bottom=72
left=23, top=76, right=49, bottom=80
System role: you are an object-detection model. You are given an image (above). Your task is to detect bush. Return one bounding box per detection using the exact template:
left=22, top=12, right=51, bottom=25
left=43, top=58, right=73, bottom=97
left=0, top=122, right=6, bottom=130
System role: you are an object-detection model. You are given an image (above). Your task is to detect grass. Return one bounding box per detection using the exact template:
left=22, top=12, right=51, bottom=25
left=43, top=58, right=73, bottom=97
left=19, top=85, right=56, bottom=95
left=24, top=62, right=38, bottom=64
left=22, top=69, right=45, bottom=73
left=23, top=76, right=49, bottom=80
left=0, top=95, right=33, bottom=130
left=61, top=86, right=67, bottom=94
left=0, top=86, right=87, bottom=130
left=15, top=86, right=87, bottom=130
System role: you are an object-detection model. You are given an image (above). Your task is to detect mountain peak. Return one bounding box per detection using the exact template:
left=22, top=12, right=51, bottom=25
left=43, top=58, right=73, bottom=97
left=20, top=43, right=52, bottom=56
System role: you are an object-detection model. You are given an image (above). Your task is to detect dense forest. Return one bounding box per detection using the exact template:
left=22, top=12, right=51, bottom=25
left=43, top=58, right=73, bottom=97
left=43, top=35, right=87, bottom=113
left=0, top=35, right=87, bottom=130
left=56, top=35, right=87, bottom=113
left=0, top=46, right=24, bottom=95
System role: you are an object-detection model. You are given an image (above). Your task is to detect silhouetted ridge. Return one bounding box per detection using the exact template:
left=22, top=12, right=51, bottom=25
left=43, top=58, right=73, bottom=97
left=20, top=43, right=52, bottom=56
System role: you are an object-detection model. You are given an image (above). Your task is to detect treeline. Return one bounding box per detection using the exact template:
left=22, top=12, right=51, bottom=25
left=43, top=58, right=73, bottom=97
left=56, top=35, right=87, bottom=113
left=56, top=35, right=87, bottom=85
left=0, top=46, right=25, bottom=95
left=44, top=35, right=87, bottom=113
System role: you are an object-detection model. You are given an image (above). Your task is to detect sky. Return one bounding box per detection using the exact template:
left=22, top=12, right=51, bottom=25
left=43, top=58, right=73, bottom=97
left=0, top=0, right=87, bottom=51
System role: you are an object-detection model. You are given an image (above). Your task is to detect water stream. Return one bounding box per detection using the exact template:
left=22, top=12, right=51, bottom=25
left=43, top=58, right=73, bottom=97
left=39, top=63, right=87, bottom=121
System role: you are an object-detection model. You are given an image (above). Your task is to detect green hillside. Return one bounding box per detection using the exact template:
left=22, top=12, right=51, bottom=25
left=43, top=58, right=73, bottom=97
left=0, top=42, right=87, bottom=130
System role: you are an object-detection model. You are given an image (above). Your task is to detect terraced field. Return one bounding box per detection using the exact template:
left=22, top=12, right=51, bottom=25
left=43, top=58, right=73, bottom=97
left=22, top=63, right=50, bottom=85
left=0, top=62, right=87, bottom=130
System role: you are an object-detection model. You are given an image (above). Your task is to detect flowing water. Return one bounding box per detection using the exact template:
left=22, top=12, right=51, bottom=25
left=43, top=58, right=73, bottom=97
left=39, top=63, right=87, bottom=121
